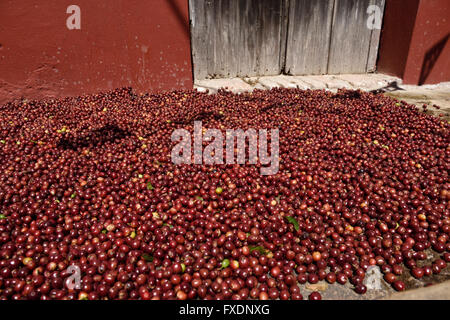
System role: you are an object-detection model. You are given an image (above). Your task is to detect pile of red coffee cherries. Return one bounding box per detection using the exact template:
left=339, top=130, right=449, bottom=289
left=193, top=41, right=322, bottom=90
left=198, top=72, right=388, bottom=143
left=0, top=87, right=448, bottom=300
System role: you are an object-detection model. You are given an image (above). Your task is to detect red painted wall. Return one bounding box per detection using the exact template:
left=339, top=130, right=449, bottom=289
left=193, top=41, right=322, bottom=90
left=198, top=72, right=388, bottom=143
left=377, top=0, right=420, bottom=80
left=403, top=0, right=450, bottom=84
left=378, top=0, right=450, bottom=85
left=0, top=0, right=193, bottom=105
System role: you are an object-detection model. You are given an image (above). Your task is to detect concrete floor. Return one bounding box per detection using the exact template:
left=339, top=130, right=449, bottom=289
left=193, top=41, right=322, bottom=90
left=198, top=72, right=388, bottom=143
left=383, top=87, right=450, bottom=120
left=195, top=73, right=450, bottom=299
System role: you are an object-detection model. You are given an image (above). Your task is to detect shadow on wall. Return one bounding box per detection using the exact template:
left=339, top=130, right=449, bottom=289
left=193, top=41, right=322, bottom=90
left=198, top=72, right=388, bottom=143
left=168, top=0, right=191, bottom=39
left=419, top=33, right=449, bottom=85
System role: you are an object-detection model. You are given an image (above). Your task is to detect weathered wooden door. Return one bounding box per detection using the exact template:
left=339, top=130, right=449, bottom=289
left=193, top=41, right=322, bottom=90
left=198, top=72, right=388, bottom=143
left=189, top=0, right=385, bottom=80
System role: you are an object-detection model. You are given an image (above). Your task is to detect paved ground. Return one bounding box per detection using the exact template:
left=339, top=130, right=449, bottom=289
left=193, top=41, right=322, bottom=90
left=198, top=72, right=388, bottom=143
left=194, top=74, right=450, bottom=121
left=383, top=86, right=450, bottom=120
left=384, top=280, right=450, bottom=300
left=296, top=253, right=450, bottom=300
left=195, top=74, right=450, bottom=299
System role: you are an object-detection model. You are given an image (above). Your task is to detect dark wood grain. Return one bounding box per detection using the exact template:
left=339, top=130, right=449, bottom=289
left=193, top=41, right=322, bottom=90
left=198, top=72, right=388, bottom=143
left=190, top=0, right=284, bottom=79
left=328, top=0, right=376, bottom=74
left=285, top=0, right=335, bottom=75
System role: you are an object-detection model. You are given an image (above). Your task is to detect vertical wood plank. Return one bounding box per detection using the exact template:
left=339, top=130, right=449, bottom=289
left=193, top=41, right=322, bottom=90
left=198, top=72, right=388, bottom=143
left=260, top=0, right=285, bottom=76
left=237, top=0, right=257, bottom=76
left=189, top=0, right=207, bottom=80
left=237, top=0, right=284, bottom=77
left=328, top=0, right=374, bottom=74
left=366, top=0, right=385, bottom=72
left=285, top=0, right=335, bottom=75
